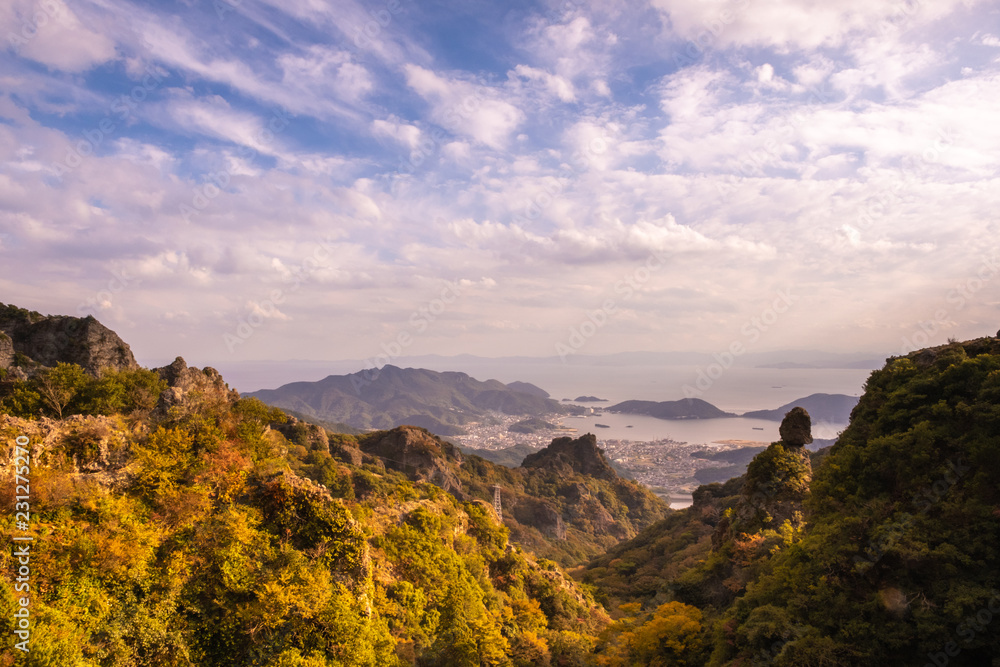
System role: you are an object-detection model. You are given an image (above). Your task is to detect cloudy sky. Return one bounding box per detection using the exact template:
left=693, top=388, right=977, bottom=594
left=1, top=0, right=998, bottom=367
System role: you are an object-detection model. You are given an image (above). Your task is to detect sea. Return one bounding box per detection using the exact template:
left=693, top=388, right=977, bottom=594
left=211, top=357, right=873, bottom=510
left=214, top=357, right=870, bottom=445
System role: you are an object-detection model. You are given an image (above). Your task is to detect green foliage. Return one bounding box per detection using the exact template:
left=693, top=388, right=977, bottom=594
left=233, top=397, right=288, bottom=460
left=0, top=364, right=167, bottom=420
left=463, top=501, right=509, bottom=555
left=579, top=338, right=1000, bottom=666
left=81, top=367, right=168, bottom=415
left=1, top=378, right=43, bottom=418
left=34, top=362, right=89, bottom=418
left=1, top=370, right=611, bottom=667
left=131, top=426, right=196, bottom=500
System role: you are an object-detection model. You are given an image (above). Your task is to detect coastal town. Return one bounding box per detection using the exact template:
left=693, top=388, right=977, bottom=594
left=449, top=412, right=756, bottom=500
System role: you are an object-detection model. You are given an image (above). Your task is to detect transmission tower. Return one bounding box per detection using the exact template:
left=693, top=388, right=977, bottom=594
left=493, top=485, right=503, bottom=522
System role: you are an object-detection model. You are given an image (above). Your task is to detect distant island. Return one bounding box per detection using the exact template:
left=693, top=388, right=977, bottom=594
left=607, top=397, right=736, bottom=420
left=574, top=395, right=608, bottom=402
left=742, top=393, right=859, bottom=423
left=507, top=417, right=559, bottom=434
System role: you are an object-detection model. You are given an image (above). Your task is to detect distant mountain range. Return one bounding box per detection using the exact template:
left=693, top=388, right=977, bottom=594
left=246, top=365, right=567, bottom=434
left=742, top=393, right=859, bottom=423
left=206, top=351, right=885, bottom=393
left=249, top=366, right=860, bottom=433
left=604, top=393, right=858, bottom=424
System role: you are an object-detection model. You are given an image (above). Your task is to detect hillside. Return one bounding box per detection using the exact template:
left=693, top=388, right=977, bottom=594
left=246, top=365, right=570, bottom=434
left=0, top=326, right=617, bottom=666
left=459, top=442, right=542, bottom=468
left=335, top=427, right=670, bottom=565
left=606, top=397, right=735, bottom=420
left=577, top=336, right=1000, bottom=665
left=0, top=307, right=668, bottom=665
left=741, top=392, right=859, bottom=423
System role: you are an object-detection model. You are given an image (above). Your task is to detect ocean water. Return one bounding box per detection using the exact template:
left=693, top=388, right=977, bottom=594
left=215, top=358, right=867, bottom=448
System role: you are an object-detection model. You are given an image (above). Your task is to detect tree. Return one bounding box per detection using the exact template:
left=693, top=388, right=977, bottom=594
left=35, top=362, right=88, bottom=417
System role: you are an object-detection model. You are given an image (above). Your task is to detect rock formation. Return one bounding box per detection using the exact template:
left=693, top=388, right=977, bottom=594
left=154, top=356, right=239, bottom=413
left=521, top=433, right=617, bottom=481
left=778, top=406, right=813, bottom=446
left=358, top=426, right=464, bottom=495
left=720, top=408, right=814, bottom=539
left=0, top=303, right=138, bottom=375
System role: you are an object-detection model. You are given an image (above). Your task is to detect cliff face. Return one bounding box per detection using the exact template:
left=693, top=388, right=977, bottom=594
left=0, top=303, right=138, bottom=375
left=521, top=433, right=618, bottom=481
left=358, top=425, right=465, bottom=495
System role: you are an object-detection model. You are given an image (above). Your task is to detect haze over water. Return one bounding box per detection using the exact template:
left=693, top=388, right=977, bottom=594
left=215, top=358, right=869, bottom=446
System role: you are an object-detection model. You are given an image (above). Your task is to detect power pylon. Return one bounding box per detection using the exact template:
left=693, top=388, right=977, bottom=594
left=493, top=485, right=503, bottom=522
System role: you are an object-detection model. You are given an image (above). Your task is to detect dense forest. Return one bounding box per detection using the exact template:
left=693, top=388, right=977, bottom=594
left=0, top=361, right=611, bottom=665
left=1, top=307, right=999, bottom=665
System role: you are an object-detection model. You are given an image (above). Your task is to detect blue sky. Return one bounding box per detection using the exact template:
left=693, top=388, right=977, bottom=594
left=1, top=0, right=999, bottom=367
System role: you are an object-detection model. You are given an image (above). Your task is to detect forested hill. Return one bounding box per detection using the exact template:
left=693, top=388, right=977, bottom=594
left=606, top=397, right=735, bottom=419
left=578, top=335, right=1000, bottom=665
left=0, top=306, right=664, bottom=665
left=331, top=426, right=670, bottom=565
left=246, top=365, right=570, bottom=435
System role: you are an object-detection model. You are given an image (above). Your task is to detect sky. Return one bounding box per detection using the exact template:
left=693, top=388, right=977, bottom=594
left=1, top=0, right=999, bottom=370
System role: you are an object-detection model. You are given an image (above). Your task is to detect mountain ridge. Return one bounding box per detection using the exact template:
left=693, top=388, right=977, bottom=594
left=246, top=364, right=573, bottom=434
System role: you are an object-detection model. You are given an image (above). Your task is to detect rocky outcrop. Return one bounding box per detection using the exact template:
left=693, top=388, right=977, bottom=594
left=154, top=357, right=239, bottom=413
left=0, top=303, right=138, bottom=375
left=0, top=333, right=14, bottom=370
left=0, top=413, right=133, bottom=488
left=521, top=433, right=618, bottom=482
left=358, top=426, right=464, bottom=495
left=778, top=406, right=813, bottom=446
left=274, top=415, right=330, bottom=451
left=718, top=409, right=813, bottom=541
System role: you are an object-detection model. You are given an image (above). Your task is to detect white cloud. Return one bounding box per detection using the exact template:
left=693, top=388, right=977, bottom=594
left=511, top=65, right=576, bottom=103
left=1, top=0, right=116, bottom=72
left=372, top=116, right=422, bottom=150
left=404, top=65, right=524, bottom=149
left=652, top=0, right=983, bottom=50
